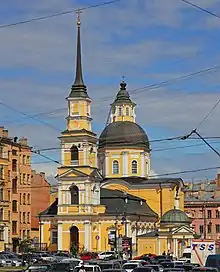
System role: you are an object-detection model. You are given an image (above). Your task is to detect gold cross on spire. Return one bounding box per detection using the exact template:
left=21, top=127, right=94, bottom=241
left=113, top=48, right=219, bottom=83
left=76, top=8, right=82, bottom=25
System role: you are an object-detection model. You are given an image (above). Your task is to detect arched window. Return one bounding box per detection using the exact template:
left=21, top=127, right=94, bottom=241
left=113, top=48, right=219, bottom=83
left=113, top=160, right=119, bottom=174
left=70, top=185, right=79, bottom=205
left=70, top=145, right=79, bottom=165
left=132, top=160, right=138, bottom=174
left=118, top=107, right=122, bottom=116
left=126, top=107, right=129, bottom=116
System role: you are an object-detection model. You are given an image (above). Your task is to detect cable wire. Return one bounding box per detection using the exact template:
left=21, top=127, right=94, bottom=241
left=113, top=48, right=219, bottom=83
left=180, top=0, right=220, bottom=20
left=0, top=0, right=122, bottom=29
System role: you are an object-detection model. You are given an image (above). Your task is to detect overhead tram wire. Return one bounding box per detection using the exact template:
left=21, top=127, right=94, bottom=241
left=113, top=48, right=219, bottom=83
left=182, top=98, right=220, bottom=157
left=0, top=0, right=123, bottom=29
left=180, top=0, right=220, bottom=20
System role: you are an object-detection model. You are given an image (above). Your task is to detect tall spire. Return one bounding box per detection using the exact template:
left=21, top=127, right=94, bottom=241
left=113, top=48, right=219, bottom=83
left=69, top=9, right=89, bottom=98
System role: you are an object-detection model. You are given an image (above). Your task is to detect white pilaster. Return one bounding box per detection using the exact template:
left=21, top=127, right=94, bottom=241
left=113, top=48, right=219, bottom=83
left=83, top=144, right=87, bottom=165
left=61, top=143, right=64, bottom=164
left=58, top=187, right=62, bottom=205
left=157, top=237, right=161, bottom=255
left=84, top=221, right=90, bottom=251
left=105, top=153, right=109, bottom=176
left=140, top=152, right=145, bottom=177
left=58, top=223, right=63, bottom=251
left=85, top=184, right=88, bottom=205
left=40, top=222, right=44, bottom=244
left=4, top=226, right=8, bottom=244
left=122, top=152, right=128, bottom=177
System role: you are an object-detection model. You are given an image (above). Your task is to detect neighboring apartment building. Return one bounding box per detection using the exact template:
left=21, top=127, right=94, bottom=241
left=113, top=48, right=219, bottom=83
left=31, top=170, right=50, bottom=241
left=184, top=174, right=220, bottom=241
left=0, top=127, right=32, bottom=252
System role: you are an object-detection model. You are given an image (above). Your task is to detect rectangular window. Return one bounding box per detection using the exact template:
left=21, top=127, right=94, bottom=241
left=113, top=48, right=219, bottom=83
left=12, top=150, right=17, bottom=156
left=216, top=224, right=220, bottom=233
left=118, top=107, right=122, bottom=116
left=126, top=107, right=129, bottom=116
left=20, top=212, right=22, bottom=223
left=22, top=155, right=26, bottom=165
left=12, top=179, right=17, bottom=194
left=23, top=212, right=26, bottom=223
left=0, top=209, right=3, bottom=221
left=27, top=174, right=30, bottom=184
left=207, top=210, right=212, bottom=219
left=51, top=231, right=58, bottom=244
left=12, top=221, right=17, bottom=235
left=0, top=229, right=4, bottom=241
left=20, top=193, right=22, bottom=205
left=27, top=230, right=30, bottom=238
left=0, top=165, right=3, bottom=180
left=8, top=211, right=10, bottom=222
left=216, top=210, right=220, bottom=218
left=8, top=190, right=10, bottom=202
left=199, top=225, right=204, bottom=234
left=208, top=224, right=212, bottom=233
left=12, top=159, right=17, bottom=172
left=23, top=174, right=26, bottom=184
left=23, top=230, right=25, bottom=239
left=12, top=200, right=17, bottom=212
left=27, top=156, right=30, bottom=165
left=27, top=212, right=30, bottom=224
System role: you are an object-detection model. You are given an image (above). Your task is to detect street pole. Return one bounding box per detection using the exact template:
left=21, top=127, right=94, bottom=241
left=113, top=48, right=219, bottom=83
left=39, top=216, right=42, bottom=251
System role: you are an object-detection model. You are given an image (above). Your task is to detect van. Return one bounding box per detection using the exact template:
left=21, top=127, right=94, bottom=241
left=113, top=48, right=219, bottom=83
left=205, top=254, right=220, bottom=271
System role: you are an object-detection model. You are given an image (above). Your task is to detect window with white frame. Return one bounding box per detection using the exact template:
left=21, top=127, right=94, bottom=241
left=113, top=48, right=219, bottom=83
left=126, top=107, right=129, bottom=116
left=132, top=160, right=138, bottom=174
left=112, top=160, right=119, bottom=174
left=118, top=107, right=122, bottom=116
left=51, top=230, right=58, bottom=244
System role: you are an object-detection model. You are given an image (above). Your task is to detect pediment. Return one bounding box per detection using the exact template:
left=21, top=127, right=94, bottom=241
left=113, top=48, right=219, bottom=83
left=172, top=225, right=194, bottom=235
left=57, top=168, right=88, bottom=179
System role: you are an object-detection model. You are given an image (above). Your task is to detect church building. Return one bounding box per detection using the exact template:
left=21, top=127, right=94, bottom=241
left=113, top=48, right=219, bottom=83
left=40, top=14, right=193, bottom=257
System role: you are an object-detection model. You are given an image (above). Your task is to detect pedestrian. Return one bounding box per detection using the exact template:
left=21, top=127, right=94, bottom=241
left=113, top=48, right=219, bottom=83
left=162, top=251, right=166, bottom=256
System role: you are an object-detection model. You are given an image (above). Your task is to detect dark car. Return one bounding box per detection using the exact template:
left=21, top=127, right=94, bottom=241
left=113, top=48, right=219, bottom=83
left=192, top=268, right=219, bottom=272
left=102, top=270, right=126, bottom=272
left=98, top=261, right=121, bottom=271
left=50, top=262, right=76, bottom=272
left=183, top=264, right=195, bottom=271
left=22, top=264, right=52, bottom=271
left=144, top=265, right=163, bottom=272
left=133, top=268, right=156, bottom=272
left=163, top=269, right=184, bottom=272
left=160, top=261, right=174, bottom=268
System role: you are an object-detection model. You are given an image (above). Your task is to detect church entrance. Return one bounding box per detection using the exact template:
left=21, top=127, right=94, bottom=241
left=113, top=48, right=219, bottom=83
left=70, top=226, right=79, bottom=248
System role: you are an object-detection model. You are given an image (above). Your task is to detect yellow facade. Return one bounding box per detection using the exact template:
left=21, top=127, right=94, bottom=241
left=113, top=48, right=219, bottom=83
left=40, top=17, right=187, bottom=257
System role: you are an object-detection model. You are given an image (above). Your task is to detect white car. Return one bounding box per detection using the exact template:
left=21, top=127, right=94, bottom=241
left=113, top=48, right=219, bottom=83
left=122, top=262, right=143, bottom=272
left=74, top=265, right=101, bottom=272
left=98, top=251, right=115, bottom=260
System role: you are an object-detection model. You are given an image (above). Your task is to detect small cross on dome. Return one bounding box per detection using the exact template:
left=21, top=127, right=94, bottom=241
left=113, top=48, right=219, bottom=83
left=120, top=76, right=127, bottom=90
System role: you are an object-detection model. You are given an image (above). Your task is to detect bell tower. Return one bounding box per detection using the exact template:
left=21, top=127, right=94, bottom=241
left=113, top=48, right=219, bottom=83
left=59, top=10, right=97, bottom=171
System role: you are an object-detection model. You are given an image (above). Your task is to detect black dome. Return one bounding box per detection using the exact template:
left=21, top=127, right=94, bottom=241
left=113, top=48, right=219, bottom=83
left=98, top=121, right=150, bottom=151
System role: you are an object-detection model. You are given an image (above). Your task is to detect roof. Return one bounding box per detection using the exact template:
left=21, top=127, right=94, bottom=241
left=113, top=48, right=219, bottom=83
left=98, top=121, right=150, bottom=151
left=160, top=208, right=191, bottom=225
left=111, top=81, right=135, bottom=106
left=40, top=189, right=158, bottom=219
left=102, top=177, right=184, bottom=189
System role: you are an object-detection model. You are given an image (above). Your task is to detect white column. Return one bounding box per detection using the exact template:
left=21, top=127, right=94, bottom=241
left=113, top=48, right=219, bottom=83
left=61, top=143, right=64, bottom=164
left=175, top=197, right=180, bottom=209
left=105, top=153, right=109, bottom=176
left=40, top=222, right=44, bottom=244
left=84, top=221, right=90, bottom=251
left=83, top=144, right=87, bottom=165
left=58, top=187, right=62, bottom=205
left=140, top=152, right=145, bottom=177
left=157, top=237, right=161, bottom=255
left=58, top=223, right=63, bottom=251
left=85, top=184, right=88, bottom=204
left=122, top=152, right=128, bottom=177
left=4, top=226, right=8, bottom=244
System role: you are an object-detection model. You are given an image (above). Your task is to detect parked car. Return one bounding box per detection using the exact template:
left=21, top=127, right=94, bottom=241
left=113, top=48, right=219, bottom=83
left=98, top=252, right=115, bottom=260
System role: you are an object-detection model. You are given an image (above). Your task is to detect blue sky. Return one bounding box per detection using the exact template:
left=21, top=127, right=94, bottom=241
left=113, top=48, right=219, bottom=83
left=0, top=0, right=220, bottom=183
